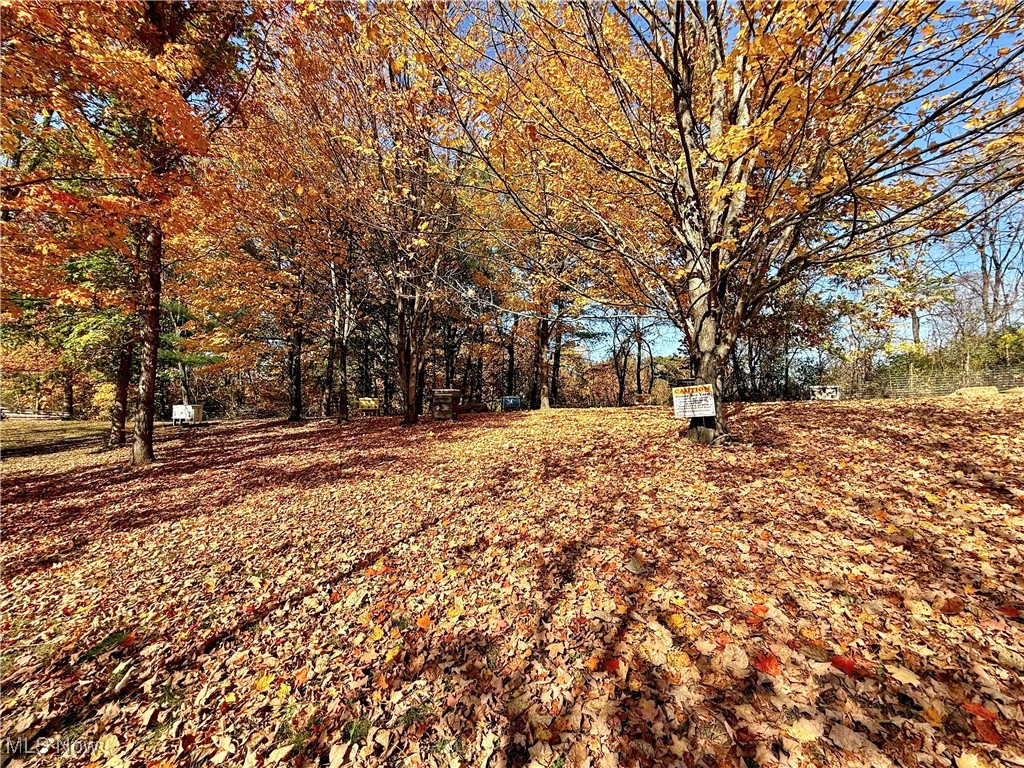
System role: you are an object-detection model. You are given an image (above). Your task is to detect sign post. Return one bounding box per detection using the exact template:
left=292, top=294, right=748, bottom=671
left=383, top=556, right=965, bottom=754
left=672, top=384, right=716, bottom=419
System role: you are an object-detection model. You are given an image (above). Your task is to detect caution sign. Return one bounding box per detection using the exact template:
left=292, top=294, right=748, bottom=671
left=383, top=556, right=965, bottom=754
left=672, top=384, right=716, bottom=419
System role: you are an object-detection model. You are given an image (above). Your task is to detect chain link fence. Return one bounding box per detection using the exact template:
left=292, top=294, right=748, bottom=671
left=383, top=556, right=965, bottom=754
left=842, top=365, right=1024, bottom=399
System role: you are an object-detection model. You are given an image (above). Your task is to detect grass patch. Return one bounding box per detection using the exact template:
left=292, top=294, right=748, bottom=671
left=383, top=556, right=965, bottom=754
left=397, top=704, right=434, bottom=728
left=342, top=718, right=370, bottom=743
left=0, top=652, right=18, bottom=677
left=158, top=683, right=185, bottom=709
left=275, top=721, right=314, bottom=751
left=77, top=630, right=128, bottom=664
left=0, top=419, right=106, bottom=452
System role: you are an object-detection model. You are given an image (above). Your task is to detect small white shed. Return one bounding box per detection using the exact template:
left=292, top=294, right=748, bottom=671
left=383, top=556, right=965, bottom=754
left=172, top=404, right=204, bottom=425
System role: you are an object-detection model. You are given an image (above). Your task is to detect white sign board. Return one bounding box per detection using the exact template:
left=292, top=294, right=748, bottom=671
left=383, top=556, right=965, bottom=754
left=172, top=404, right=203, bottom=424
left=672, top=384, right=716, bottom=419
left=809, top=385, right=840, bottom=401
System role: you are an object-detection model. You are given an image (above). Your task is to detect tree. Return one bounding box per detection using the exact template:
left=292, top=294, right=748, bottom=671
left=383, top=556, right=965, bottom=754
left=726, top=281, right=839, bottom=401
left=606, top=313, right=634, bottom=407
left=946, top=187, right=1024, bottom=336
left=2, top=1, right=269, bottom=463
left=436, top=0, right=1024, bottom=441
left=179, top=3, right=493, bottom=426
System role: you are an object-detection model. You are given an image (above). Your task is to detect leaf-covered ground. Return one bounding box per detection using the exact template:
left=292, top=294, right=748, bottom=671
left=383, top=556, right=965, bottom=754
left=2, top=398, right=1023, bottom=768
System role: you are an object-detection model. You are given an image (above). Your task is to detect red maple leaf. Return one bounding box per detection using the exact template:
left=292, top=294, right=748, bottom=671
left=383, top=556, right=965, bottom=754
left=831, top=655, right=861, bottom=677
left=753, top=652, right=781, bottom=676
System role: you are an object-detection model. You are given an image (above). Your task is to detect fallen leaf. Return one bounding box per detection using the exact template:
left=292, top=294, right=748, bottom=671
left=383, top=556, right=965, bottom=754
left=936, top=596, right=965, bottom=615
left=712, top=644, right=750, bottom=678
left=268, top=744, right=294, bottom=763
left=888, top=665, right=921, bottom=686
left=962, top=701, right=998, bottom=720
left=956, top=752, right=986, bottom=768
left=971, top=716, right=1002, bottom=745
left=753, top=652, right=780, bottom=676
left=831, top=655, right=861, bottom=677
left=789, top=718, right=824, bottom=743
left=254, top=674, right=273, bottom=692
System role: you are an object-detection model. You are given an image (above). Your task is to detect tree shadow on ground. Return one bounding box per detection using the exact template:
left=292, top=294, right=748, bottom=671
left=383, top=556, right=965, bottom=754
left=0, top=421, right=109, bottom=459
left=0, top=413, right=529, bottom=578
left=0, top=432, right=106, bottom=459
left=3, top=403, right=1021, bottom=766
left=321, top=493, right=1020, bottom=767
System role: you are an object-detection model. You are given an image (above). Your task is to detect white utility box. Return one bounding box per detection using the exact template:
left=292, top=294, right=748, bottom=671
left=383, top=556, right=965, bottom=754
left=172, top=404, right=203, bottom=425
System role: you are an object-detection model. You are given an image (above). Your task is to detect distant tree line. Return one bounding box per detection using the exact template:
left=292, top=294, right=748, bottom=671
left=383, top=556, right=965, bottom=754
left=3, top=2, right=1022, bottom=458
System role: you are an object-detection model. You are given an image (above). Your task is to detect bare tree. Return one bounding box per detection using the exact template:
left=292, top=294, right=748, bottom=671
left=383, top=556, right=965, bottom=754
left=946, top=187, right=1024, bottom=336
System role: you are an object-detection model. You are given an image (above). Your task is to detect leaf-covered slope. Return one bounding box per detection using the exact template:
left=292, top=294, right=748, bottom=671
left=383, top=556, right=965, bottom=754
left=2, top=400, right=1023, bottom=768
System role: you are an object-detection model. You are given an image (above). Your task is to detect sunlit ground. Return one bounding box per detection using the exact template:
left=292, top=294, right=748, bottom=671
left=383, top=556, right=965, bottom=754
left=2, top=398, right=1022, bottom=767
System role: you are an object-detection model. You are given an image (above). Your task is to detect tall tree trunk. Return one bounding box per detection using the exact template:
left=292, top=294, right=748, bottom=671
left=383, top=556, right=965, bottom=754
left=460, top=349, right=472, bottom=395
left=178, top=361, right=193, bottom=405
left=506, top=318, right=517, bottom=396
left=415, top=358, right=426, bottom=416
left=635, top=333, right=643, bottom=395
left=401, top=346, right=418, bottom=425
left=551, top=327, right=562, bottom=405
left=323, top=323, right=336, bottom=417
left=382, top=314, right=394, bottom=415
left=615, top=349, right=627, bottom=407
left=647, top=343, right=656, bottom=394
left=474, top=355, right=484, bottom=402
left=470, top=325, right=485, bottom=402
left=287, top=326, right=303, bottom=421
left=402, top=349, right=417, bottom=424
left=331, top=261, right=354, bottom=423
left=464, top=354, right=473, bottom=398
left=747, top=341, right=756, bottom=400
left=131, top=223, right=162, bottom=466
left=444, top=327, right=461, bottom=389
left=678, top=267, right=734, bottom=444
left=109, top=342, right=133, bottom=448
left=783, top=336, right=791, bottom=398
left=337, top=340, right=350, bottom=423
left=531, top=316, right=551, bottom=410
left=685, top=296, right=731, bottom=444
left=397, top=304, right=418, bottom=425
left=911, top=308, right=921, bottom=346
left=360, top=331, right=372, bottom=396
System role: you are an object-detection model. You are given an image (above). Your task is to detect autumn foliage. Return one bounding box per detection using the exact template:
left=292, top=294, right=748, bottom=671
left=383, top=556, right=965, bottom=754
left=2, top=4, right=1024, bottom=764
left=3, top=0, right=1022, bottom=450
